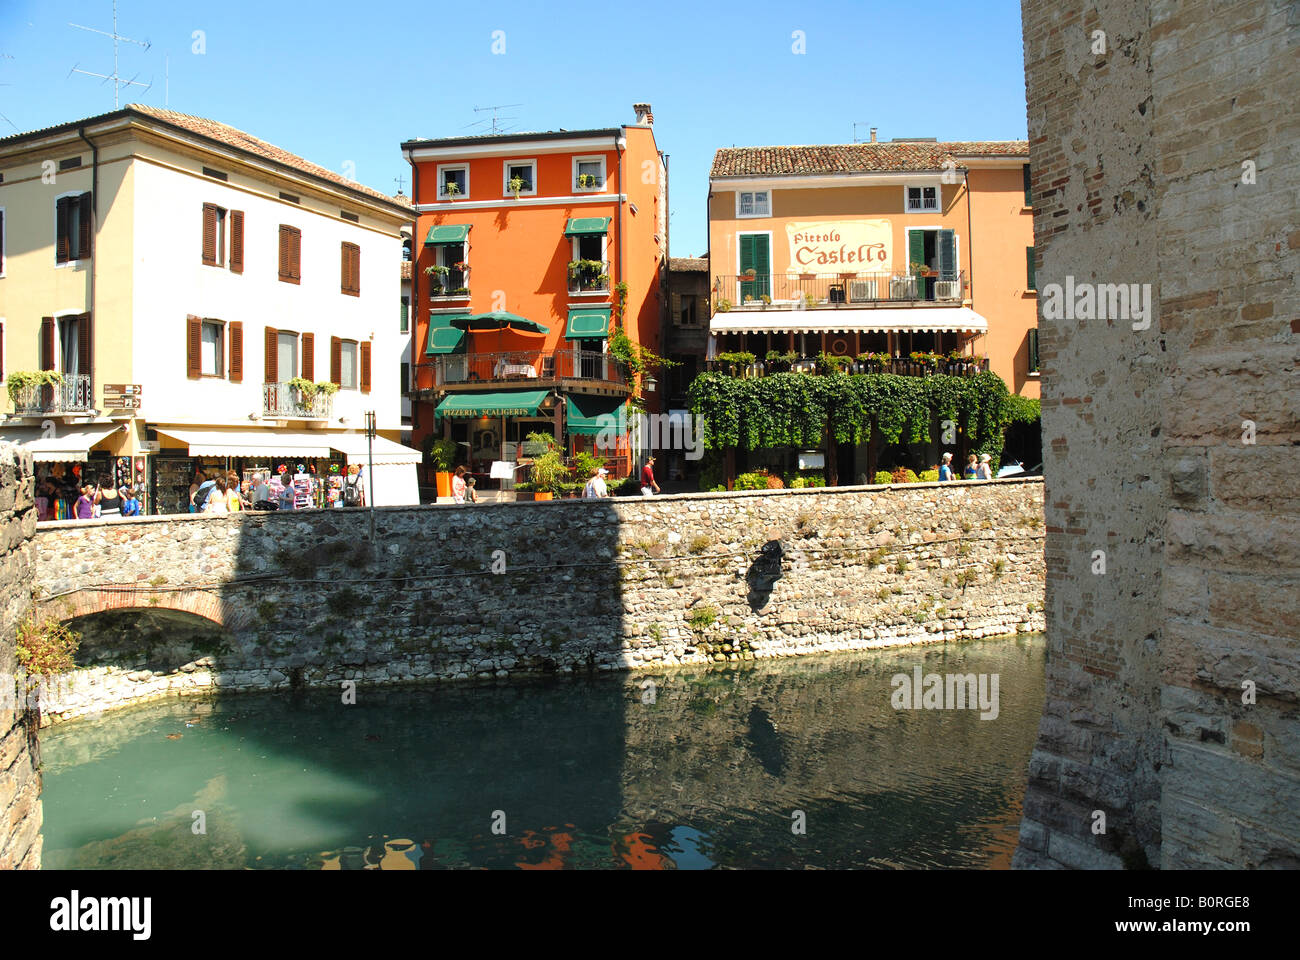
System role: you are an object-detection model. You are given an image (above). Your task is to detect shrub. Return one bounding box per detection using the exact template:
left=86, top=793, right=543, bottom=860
left=918, top=468, right=940, bottom=482
left=891, top=467, right=920, bottom=484
left=688, top=605, right=719, bottom=630
left=574, top=451, right=605, bottom=479
left=735, top=470, right=782, bottom=490
left=16, top=616, right=80, bottom=677
left=873, top=471, right=894, bottom=485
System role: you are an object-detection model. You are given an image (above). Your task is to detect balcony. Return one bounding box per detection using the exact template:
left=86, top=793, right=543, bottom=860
left=714, top=270, right=967, bottom=309
left=262, top=382, right=334, bottom=419
left=704, top=355, right=990, bottom=378
left=418, top=349, right=627, bottom=392
left=10, top=373, right=94, bottom=416
left=428, top=265, right=469, bottom=299
left=568, top=260, right=610, bottom=294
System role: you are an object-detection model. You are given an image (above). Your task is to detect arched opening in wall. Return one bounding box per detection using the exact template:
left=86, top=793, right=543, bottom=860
left=68, top=608, right=230, bottom=675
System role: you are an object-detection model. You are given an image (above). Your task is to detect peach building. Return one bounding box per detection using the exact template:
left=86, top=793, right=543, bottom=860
left=402, top=104, right=666, bottom=484
left=707, top=137, right=1039, bottom=398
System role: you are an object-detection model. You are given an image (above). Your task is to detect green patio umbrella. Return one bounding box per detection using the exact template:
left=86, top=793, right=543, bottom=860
left=450, top=312, right=548, bottom=335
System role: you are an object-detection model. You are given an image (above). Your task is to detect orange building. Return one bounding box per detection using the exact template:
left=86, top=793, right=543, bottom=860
left=403, top=104, right=666, bottom=485
left=707, top=137, right=1039, bottom=398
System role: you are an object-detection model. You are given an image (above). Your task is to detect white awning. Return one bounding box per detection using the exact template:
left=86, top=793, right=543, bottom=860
left=156, top=428, right=333, bottom=458
left=326, top=433, right=423, bottom=466
left=710, top=306, right=989, bottom=335
left=2, top=424, right=120, bottom=462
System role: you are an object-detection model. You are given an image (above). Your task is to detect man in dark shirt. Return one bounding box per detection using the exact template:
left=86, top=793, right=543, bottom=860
left=640, top=455, right=660, bottom=497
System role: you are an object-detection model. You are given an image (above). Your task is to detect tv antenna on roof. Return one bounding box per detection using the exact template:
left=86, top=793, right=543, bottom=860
left=68, top=0, right=152, bottom=108
left=466, top=103, right=522, bottom=136
left=852, top=123, right=878, bottom=144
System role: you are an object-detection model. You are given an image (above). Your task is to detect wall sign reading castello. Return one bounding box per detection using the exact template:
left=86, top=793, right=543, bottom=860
left=786, top=219, right=891, bottom=271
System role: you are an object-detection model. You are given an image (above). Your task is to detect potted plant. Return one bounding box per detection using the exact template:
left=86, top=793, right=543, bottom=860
left=522, top=431, right=567, bottom=500
left=508, top=175, right=526, bottom=198
left=714, top=298, right=732, bottom=314
left=425, top=264, right=449, bottom=295
left=576, top=173, right=597, bottom=188
left=443, top=181, right=461, bottom=198
left=425, top=436, right=459, bottom=498
left=759, top=293, right=772, bottom=307
left=5, top=370, right=64, bottom=408
left=285, top=378, right=338, bottom=415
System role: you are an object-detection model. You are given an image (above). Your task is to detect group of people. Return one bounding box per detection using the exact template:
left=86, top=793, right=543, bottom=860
left=938, top=452, right=994, bottom=481
left=189, top=465, right=367, bottom=513
left=42, top=477, right=143, bottom=521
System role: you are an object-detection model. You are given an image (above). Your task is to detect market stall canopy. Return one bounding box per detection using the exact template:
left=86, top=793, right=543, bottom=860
left=327, top=434, right=423, bottom=466
left=564, top=217, right=611, bottom=237
left=565, top=306, right=612, bottom=340
left=565, top=394, right=625, bottom=435
left=709, top=306, right=989, bottom=335
left=155, top=428, right=333, bottom=458
left=451, top=312, right=548, bottom=335
left=1, top=424, right=119, bottom=462
left=424, top=224, right=471, bottom=244
left=426, top=316, right=469, bottom=355
left=435, top=389, right=552, bottom=418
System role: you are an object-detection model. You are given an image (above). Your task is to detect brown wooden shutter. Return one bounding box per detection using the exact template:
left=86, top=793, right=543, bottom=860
left=55, top=199, right=70, bottom=264
left=264, top=326, right=279, bottom=383
left=229, top=321, right=244, bottom=382
left=202, top=204, right=218, bottom=265
left=78, top=313, right=92, bottom=384
left=278, top=226, right=291, bottom=280
left=330, top=337, right=342, bottom=385
left=78, top=193, right=92, bottom=259
left=301, top=333, right=315, bottom=381
left=40, top=318, right=55, bottom=370
left=341, top=242, right=360, bottom=295
left=289, top=227, right=301, bottom=282
left=187, top=315, right=202, bottom=379
left=353, top=243, right=361, bottom=295
left=229, top=210, right=244, bottom=273
left=360, top=341, right=372, bottom=394
left=340, top=242, right=349, bottom=294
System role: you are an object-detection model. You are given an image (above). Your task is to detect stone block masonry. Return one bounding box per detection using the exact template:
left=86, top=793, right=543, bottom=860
left=30, top=479, right=1045, bottom=723
left=0, top=443, right=42, bottom=869
left=1017, top=0, right=1299, bottom=868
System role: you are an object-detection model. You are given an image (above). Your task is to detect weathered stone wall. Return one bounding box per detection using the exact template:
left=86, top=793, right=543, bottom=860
left=0, top=443, right=41, bottom=868
left=1017, top=0, right=1299, bottom=868
left=32, top=479, right=1045, bottom=723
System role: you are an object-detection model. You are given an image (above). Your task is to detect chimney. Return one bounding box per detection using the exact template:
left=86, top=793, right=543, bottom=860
left=870, top=127, right=877, bottom=143
left=633, top=102, right=654, bottom=125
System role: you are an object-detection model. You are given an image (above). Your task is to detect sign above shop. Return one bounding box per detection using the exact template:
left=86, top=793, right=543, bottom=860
left=140, top=441, right=160, bottom=453
left=785, top=219, right=891, bottom=272
left=104, top=384, right=144, bottom=397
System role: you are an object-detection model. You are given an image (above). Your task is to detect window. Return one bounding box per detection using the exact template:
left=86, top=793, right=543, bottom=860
left=503, top=160, right=536, bottom=197
left=1028, top=328, right=1040, bottom=374
left=279, top=225, right=301, bottom=283
left=341, top=210, right=360, bottom=223
left=200, top=321, right=224, bottom=376
left=678, top=294, right=698, bottom=326
left=570, top=234, right=607, bottom=292
left=1023, top=164, right=1033, bottom=206
left=58, top=315, right=81, bottom=375
left=278, top=331, right=299, bottom=380
left=1026, top=246, right=1036, bottom=291
left=279, top=192, right=300, bottom=204
left=430, top=242, right=467, bottom=294
left=400, top=361, right=410, bottom=397
left=400, top=296, right=410, bottom=333
left=401, top=238, right=412, bottom=262
left=339, top=341, right=358, bottom=389
left=59, top=157, right=82, bottom=171
left=203, top=204, right=227, bottom=267
left=905, top=185, right=939, bottom=212
left=341, top=241, right=361, bottom=296
left=56, top=193, right=92, bottom=263
left=438, top=164, right=468, bottom=199
left=736, top=191, right=770, bottom=218
left=202, top=166, right=228, bottom=181
left=573, top=156, right=606, bottom=191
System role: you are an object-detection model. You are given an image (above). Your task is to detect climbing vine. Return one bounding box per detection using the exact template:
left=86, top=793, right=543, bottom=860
left=686, top=371, right=1013, bottom=453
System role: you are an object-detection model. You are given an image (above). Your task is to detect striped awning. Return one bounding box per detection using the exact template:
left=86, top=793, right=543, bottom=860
left=709, top=306, right=989, bottom=335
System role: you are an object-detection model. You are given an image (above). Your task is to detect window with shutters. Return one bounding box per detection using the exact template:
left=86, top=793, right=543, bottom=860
left=400, top=296, right=409, bottom=333
left=338, top=340, right=359, bottom=389
left=1026, top=246, right=1037, bottom=291
left=735, top=191, right=770, bottom=218
left=438, top=164, right=468, bottom=199
left=1023, top=164, right=1033, bottom=206
left=278, top=225, right=301, bottom=284
left=55, top=192, right=92, bottom=264
left=202, top=204, right=227, bottom=267
left=904, top=185, right=940, bottom=212
left=341, top=242, right=361, bottom=296
left=57, top=315, right=82, bottom=375
left=1027, top=328, right=1040, bottom=374
left=277, top=331, right=299, bottom=379
left=200, top=320, right=225, bottom=376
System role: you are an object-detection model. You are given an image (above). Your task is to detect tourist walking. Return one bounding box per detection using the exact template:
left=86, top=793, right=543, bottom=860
left=640, top=455, right=660, bottom=496
left=583, top=467, right=610, bottom=499
left=205, top=477, right=229, bottom=514
left=97, top=478, right=123, bottom=518
left=121, top=486, right=141, bottom=517
left=977, top=454, right=994, bottom=480
left=963, top=454, right=979, bottom=480
left=226, top=472, right=244, bottom=512
left=75, top=483, right=96, bottom=520
left=277, top=474, right=297, bottom=511
left=343, top=465, right=365, bottom=507
left=251, top=473, right=273, bottom=509
left=939, top=452, right=956, bottom=482
left=191, top=471, right=218, bottom=512
left=451, top=465, right=468, bottom=504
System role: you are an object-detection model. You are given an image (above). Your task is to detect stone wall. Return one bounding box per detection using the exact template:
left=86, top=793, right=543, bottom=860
left=1016, top=0, right=1299, bottom=868
left=32, top=479, right=1045, bottom=723
left=0, top=443, right=41, bottom=869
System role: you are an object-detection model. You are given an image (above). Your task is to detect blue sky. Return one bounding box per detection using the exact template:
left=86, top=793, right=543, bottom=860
left=1, top=0, right=1029, bottom=257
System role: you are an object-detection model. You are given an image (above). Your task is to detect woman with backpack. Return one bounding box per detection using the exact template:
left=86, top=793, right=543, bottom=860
left=342, top=465, right=364, bottom=508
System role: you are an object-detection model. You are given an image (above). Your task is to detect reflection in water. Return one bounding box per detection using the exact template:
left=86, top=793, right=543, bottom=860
left=41, top=636, right=1045, bottom=869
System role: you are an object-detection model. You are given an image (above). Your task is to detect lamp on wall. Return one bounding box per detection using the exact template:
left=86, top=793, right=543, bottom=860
left=643, top=374, right=657, bottom=393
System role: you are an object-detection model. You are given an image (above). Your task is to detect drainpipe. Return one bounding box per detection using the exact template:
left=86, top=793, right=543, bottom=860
left=77, top=125, right=99, bottom=415
left=615, top=133, right=625, bottom=327
left=964, top=167, right=975, bottom=354
left=662, top=151, right=670, bottom=403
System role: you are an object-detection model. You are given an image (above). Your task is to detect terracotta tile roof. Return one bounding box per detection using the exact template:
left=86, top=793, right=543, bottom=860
left=711, top=141, right=1029, bottom=178
left=669, top=257, right=709, bottom=272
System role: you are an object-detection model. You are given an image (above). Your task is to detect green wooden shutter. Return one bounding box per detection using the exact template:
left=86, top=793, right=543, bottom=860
left=908, top=231, right=925, bottom=271
left=400, top=297, right=410, bottom=333
left=938, top=229, right=956, bottom=281
left=1028, top=328, right=1040, bottom=373
left=740, top=234, right=768, bottom=301
left=1023, top=164, right=1032, bottom=206
left=1026, top=246, right=1036, bottom=290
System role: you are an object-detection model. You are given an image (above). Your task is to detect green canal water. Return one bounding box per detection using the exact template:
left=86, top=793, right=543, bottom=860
left=40, top=635, right=1045, bottom=869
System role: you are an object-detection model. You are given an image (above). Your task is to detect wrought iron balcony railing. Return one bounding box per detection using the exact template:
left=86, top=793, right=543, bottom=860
left=714, top=270, right=966, bottom=308
left=568, top=260, right=610, bottom=294
left=10, top=373, right=93, bottom=415
left=417, top=349, right=627, bottom=391
left=262, top=382, right=334, bottom=419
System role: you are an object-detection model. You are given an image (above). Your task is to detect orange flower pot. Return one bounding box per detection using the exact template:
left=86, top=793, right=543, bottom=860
left=435, top=472, right=452, bottom=499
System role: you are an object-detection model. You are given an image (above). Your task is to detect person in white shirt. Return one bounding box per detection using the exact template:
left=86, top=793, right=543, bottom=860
left=583, top=467, right=610, bottom=499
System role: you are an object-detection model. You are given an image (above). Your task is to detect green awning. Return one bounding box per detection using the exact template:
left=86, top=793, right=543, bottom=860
left=425, top=322, right=467, bottom=355
left=566, top=394, right=626, bottom=435
left=424, top=224, right=470, bottom=244
left=436, top=390, right=552, bottom=418
left=451, top=312, right=548, bottom=334
left=564, top=217, right=611, bottom=237
left=565, top=306, right=612, bottom=340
